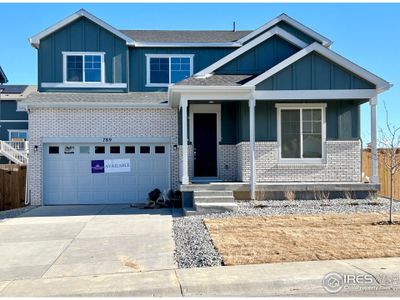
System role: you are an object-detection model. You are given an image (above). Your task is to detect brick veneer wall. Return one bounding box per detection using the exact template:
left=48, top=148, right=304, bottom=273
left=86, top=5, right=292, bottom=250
left=28, top=107, right=179, bottom=205
left=237, top=140, right=361, bottom=182
left=178, top=144, right=237, bottom=181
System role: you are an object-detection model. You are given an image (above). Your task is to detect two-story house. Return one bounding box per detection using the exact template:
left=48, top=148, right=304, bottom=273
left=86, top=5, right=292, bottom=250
left=21, top=9, right=391, bottom=212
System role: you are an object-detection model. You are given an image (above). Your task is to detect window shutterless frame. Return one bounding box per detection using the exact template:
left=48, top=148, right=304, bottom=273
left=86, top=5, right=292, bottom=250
left=8, top=129, right=28, bottom=141
left=145, top=54, right=194, bottom=87
left=276, top=103, right=327, bottom=164
left=62, top=52, right=105, bottom=84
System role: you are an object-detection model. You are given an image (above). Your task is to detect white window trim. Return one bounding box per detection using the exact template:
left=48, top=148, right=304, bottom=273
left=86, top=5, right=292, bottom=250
left=276, top=103, right=327, bottom=164
left=8, top=129, right=28, bottom=141
left=62, top=51, right=106, bottom=85
left=145, top=54, right=194, bottom=87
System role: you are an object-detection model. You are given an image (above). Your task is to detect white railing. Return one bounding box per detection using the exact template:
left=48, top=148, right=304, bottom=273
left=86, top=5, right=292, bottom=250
left=4, top=141, right=29, bottom=153
left=0, top=141, right=28, bottom=165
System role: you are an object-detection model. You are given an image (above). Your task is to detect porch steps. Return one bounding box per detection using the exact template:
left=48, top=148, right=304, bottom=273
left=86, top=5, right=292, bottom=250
left=185, top=190, right=237, bottom=216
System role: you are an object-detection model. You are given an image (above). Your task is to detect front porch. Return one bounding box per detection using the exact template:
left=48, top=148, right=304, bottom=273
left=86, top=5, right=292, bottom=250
left=180, top=181, right=380, bottom=215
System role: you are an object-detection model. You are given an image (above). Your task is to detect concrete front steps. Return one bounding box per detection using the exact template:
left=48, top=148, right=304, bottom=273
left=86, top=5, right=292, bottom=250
left=183, top=190, right=237, bottom=216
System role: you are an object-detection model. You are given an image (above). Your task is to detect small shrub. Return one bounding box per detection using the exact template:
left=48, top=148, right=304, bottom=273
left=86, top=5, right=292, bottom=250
left=314, top=190, right=330, bottom=203
left=255, top=190, right=267, bottom=201
left=284, top=191, right=296, bottom=202
left=367, top=191, right=378, bottom=201
left=343, top=190, right=355, bottom=201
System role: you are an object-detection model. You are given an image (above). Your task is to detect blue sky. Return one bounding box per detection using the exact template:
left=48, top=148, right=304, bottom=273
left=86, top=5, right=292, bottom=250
left=0, top=3, right=399, bottom=142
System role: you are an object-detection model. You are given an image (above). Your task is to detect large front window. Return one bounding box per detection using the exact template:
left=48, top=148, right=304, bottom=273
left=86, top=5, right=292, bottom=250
left=146, top=55, right=193, bottom=86
left=277, top=104, right=326, bottom=162
left=63, top=52, right=104, bottom=83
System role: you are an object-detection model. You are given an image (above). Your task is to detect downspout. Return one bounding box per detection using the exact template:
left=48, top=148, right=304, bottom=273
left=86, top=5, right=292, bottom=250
left=24, top=106, right=30, bottom=206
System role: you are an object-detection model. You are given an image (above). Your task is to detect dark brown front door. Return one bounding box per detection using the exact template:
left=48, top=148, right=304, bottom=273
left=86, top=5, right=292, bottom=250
left=193, top=113, right=217, bottom=177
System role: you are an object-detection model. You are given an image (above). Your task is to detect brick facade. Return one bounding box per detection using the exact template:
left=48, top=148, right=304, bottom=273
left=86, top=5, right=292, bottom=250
left=28, top=107, right=179, bottom=205
left=237, top=140, right=361, bottom=182
left=29, top=107, right=362, bottom=205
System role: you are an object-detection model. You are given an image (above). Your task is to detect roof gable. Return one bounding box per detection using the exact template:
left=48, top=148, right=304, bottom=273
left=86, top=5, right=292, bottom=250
left=195, top=26, right=308, bottom=77
left=214, top=35, right=300, bottom=76
left=256, top=52, right=376, bottom=90
left=238, top=13, right=332, bottom=47
left=246, top=43, right=391, bottom=93
left=29, top=9, right=135, bottom=48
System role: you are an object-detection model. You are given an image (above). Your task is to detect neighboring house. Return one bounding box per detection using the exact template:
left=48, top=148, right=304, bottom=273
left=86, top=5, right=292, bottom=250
left=0, top=74, right=35, bottom=164
left=20, top=9, right=391, bottom=210
left=0, top=66, right=8, bottom=84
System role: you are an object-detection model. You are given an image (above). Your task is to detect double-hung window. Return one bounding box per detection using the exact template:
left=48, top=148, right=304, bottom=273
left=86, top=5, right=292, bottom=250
left=146, top=54, right=193, bottom=87
left=63, top=52, right=105, bottom=84
left=276, top=103, right=326, bottom=163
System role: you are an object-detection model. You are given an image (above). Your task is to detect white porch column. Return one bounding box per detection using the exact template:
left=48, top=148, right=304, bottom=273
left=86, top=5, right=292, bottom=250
left=370, top=96, right=379, bottom=184
left=181, top=97, right=189, bottom=184
left=249, top=92, right=256, bottom=200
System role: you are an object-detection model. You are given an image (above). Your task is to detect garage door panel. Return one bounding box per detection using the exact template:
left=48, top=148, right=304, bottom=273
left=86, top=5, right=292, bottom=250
left=93, top=175, right=107, bottom=185
left=44, top=142, right=170, bottom=205
left=108, top=176, right=123, bottom=186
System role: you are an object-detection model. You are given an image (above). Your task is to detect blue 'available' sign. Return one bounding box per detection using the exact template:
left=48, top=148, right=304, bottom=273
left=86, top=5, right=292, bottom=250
left=91, top=160, right=104, bottom=173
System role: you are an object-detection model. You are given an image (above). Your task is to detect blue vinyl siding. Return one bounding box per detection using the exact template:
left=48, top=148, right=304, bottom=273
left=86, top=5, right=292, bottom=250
left=218, top=100, right=362, bottom=144
left=215, top=36, right=299, bottom=75
left=38, top=16, right=128, bottom=92
left=129, top=47, right=234, bottom=92
left=256, top=52, right=376, bottom=90
left=0, top=100, right=28, bottom=143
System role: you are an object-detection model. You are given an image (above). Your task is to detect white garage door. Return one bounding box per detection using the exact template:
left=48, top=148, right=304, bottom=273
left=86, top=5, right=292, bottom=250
left=43, top=142, right=170, bottom=205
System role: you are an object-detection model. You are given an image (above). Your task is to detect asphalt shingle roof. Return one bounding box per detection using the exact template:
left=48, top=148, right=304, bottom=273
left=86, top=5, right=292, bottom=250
left=23, top=92, right=169, bottom=106
left=120, top=30, right=251, bottom=43
left=176, top=74, right=256, bottom=86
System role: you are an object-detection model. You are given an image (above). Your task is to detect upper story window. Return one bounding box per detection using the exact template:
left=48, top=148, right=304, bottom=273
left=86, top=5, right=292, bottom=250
left=276, top=103, right=326, bottom=164
left=146, top=54, right=194, bottom=87
left=63, top=52, right=105, bottom=84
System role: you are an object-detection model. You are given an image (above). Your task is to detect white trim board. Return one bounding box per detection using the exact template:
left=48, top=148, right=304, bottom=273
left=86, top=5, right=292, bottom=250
left=0, top=120, right=28, bottom=123
left=135, top=42, right=241, bottom=48
left=255, top=89, right=378, bottom=100
left=245, top=42, right=391, bottom=93
left=194, top=26, right=308, bottom=77
left=19, top=102, right=171, bottom=110
left=29, top=9, right=135, bottom=48
left=237, top=13, right=332, bottom=47
left=41, top=83, right=127, bottom=89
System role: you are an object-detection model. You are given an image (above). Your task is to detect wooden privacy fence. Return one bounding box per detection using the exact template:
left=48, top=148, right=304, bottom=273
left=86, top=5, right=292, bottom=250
left=362, top=149, right=400, bottom=200
left=0, top=164, right=26, bottom=211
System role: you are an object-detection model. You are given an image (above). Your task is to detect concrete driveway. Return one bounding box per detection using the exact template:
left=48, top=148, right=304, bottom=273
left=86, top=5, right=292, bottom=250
left=0, top=205, right=176, bottom=281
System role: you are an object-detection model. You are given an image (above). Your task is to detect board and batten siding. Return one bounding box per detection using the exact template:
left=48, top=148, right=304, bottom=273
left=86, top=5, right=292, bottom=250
left=38, top=16, right=128, bottom=92
left=215, top=36, right=300, bottom=75
left=129, top=47, right=234, bottom=92
left=256, top=52, right=376, bottom=90
left=178, top=100, right=362, bottom=146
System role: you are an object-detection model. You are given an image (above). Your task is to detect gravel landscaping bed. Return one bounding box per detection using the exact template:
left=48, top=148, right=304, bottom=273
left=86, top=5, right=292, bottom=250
left=172, top=197, right=399, bottom=268
left=0, top=205, right=38, bottom=222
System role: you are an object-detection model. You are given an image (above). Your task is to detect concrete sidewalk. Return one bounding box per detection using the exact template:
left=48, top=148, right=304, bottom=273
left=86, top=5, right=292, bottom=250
left=1, top=257, right=399, bottom=296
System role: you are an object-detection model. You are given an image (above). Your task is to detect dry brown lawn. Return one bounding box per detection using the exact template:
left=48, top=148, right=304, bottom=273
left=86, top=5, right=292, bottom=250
left=204, top=213, right=400, bottom=266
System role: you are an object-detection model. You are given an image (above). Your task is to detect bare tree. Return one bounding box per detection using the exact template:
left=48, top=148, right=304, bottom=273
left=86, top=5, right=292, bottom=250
left=378, top=102, right=400, bottom=224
